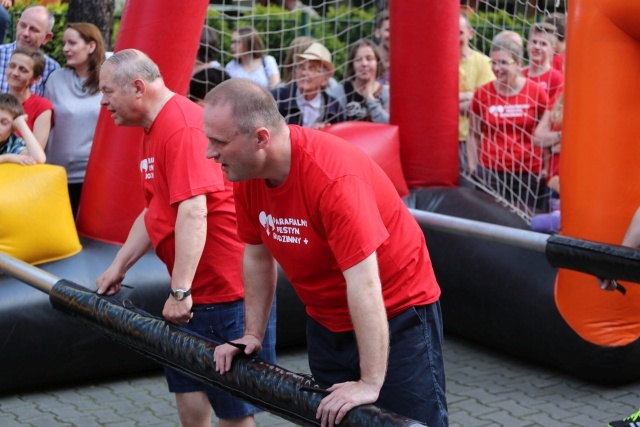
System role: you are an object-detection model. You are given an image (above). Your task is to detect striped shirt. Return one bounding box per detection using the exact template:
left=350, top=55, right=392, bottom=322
left=0, top=133, right=26, bottom=155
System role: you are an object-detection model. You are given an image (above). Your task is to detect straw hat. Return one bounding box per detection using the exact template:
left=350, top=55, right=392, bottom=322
left=295, top=42, right=334, bottom=73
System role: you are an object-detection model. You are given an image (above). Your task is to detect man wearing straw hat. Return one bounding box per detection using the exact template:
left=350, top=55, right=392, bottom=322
left=271, top=41, right=343, bottom=129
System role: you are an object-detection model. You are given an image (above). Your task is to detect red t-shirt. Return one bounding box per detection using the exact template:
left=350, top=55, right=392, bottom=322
left=141, top=95, right=244, bottom=304
left=552, top=53, right=564, bottom=73
left=471, top=79, right=548, bottom=173
left=234, top=125, right=440, bottom=332
left=522, top=66, right=564, bottom=102
left=21, top=94, right=53, bottom=134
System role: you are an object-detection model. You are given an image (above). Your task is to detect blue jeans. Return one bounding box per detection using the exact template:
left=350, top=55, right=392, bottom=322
left=164, top=298, right=277, bottom=420
left=307, top=302, right=448, bottom=427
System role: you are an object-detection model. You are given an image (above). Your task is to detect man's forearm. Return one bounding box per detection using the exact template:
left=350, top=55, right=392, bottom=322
left=243, top=244, right=277, bottom=341
left=172, top=195, right=207, bottom=289
left=345, top=253, right=389, bottom=388
left=114, top=210, right=153, bottom=273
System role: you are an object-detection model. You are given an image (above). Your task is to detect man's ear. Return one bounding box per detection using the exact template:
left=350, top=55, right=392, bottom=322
left=30, top=75, right=42, bottom=86
left=41, top=32, right=53, bottom=46
left=132, top=78, right=146, bottom=98
left=256, top=127, right=270, bottom=149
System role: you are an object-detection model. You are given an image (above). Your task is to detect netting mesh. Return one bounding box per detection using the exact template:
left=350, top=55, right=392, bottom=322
left=190, top=1, right=385, bottom=127
left=191, top=1, right=567, bottom=224
left=461, top=0, right=567, bottom=223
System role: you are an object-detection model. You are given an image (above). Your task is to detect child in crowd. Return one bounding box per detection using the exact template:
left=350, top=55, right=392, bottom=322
left=6, top=47, right=53, bottom=149
left=522, top=22, right=564, bottom=101
left=459, top=13, right=495, bottom=171
left=0, top=93, right=46, bottom=165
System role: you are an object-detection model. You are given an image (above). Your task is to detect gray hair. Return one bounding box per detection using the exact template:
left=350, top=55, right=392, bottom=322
left=104, top=49, right=162, bottom=89
left=22, top=5, right=55, bottom=33
left=491, top=37, right=523, bottom=63
left=204, top=79, right=284, bottom=135
left=492, top=30, right=523, bottom=48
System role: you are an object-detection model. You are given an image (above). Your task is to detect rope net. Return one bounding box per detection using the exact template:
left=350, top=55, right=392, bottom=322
left=190, top=1, right=567, bottom=224
left=460, top=0, right=567, bottom=223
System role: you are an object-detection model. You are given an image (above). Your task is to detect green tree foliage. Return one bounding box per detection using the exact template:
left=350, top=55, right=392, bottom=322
left=469, top=10, right=532, bottom=56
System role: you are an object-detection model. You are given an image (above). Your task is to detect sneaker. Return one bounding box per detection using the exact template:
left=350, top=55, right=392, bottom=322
left=609, top=408, right=640, bottom=427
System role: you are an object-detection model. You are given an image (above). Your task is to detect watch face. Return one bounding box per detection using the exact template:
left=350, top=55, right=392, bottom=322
left=172, top=289, right=190, bottom=300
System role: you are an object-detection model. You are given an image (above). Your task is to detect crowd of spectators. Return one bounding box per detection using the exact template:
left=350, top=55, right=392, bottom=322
left=2, top=3, right=566, bottom=230
left=460, top=11, right=567, bottom=227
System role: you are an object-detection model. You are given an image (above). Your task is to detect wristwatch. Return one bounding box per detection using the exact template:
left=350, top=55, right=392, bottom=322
left=170, top=288, right=191, bottom=301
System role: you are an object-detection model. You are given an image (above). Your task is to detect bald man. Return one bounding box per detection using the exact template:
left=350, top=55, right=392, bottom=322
left=206, top=79, right=448, bottom=427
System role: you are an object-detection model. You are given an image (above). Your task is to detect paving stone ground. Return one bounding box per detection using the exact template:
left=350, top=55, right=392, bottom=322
left=1, top=334, right=639, bottom=427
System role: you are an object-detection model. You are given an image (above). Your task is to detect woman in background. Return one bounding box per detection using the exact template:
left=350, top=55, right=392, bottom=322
left=467, top=37, right=548, bottom=212
left=45, top=22, right=105, bottom=218
left=7, top=47, right=53, bottom=149
left=334, top=38, right=389, bottom=124
left=225, top=26, right=280, bottom=89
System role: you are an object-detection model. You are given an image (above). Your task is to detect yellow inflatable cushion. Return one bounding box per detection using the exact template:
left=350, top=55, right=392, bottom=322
left=0, top=164, right=81, bottom=264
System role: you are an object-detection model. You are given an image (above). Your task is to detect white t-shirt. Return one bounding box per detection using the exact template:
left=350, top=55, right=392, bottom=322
left=225, top=55, right=279, bottom=88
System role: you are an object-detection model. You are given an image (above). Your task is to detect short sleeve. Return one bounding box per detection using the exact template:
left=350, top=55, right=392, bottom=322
left=163, top=127, right=225, bottom=205
left=233, top=181, right=263, bottom=245
left=470, top=86, right=483, bottom=117
left=320, top=175, right=389, bottom=271
left=264, top=56, right=280, bottom=78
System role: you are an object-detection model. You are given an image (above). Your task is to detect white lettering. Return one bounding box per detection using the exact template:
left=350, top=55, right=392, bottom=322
left=276, top=226, right=300, bottom=235
left=272, top=233, right=301, bottom=244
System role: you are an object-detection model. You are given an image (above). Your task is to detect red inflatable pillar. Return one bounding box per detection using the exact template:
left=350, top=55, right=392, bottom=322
left=390, top=1, right=459, bottom=188
left=76, top=0, right=209, bottom=244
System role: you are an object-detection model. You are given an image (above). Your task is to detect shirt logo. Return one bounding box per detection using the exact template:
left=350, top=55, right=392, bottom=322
left=140, top=157, right=155, bottom=180
left=259, top=211, right=309, bottom=245
left=489, top=103, right=531, bottom=118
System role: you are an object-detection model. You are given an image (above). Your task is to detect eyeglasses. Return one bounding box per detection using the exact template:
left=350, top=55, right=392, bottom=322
left=490, top=59, right=516, bottom=67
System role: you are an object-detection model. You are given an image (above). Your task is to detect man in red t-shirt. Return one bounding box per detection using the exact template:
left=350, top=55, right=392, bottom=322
left=205, top=79, right=448, bottom=427
left=95, top=49, right=276, bottom=427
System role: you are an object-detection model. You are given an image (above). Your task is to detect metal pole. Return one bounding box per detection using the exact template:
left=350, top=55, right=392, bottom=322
left=0, top=251, right=57, bottom=293
left=409, top=209, right=549, bottom=252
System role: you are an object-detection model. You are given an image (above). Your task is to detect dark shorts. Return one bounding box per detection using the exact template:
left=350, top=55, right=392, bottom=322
left=164, top=298, right=277, bottom=420
left=306, top=302, right=448, bottom=427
